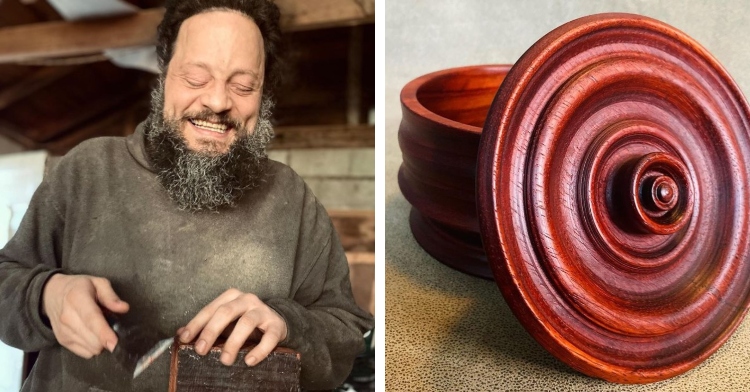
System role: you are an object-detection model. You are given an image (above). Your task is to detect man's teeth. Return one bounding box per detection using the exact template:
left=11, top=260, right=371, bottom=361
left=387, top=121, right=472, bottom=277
left=191, top=119, right=228, bottom=133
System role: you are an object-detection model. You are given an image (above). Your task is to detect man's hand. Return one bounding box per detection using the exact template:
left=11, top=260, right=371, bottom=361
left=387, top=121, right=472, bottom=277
left=177, top=288, right=288, bottom=367
left=42, top=274, right=130, bottom=359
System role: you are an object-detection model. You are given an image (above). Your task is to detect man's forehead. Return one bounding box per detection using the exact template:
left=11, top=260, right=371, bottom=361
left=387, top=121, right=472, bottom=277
left=180, top=8, right=260, bottom=33
left=172, top=10, right=265, bottom=74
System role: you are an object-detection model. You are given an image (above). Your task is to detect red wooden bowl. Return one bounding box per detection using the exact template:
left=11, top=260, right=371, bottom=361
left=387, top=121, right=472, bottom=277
left=398, top=13, right=750, bottom=383
left=398, top=64, right=511, bottom=279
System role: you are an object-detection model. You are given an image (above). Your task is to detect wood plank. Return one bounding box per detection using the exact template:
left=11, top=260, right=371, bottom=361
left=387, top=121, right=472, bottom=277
left=40, top=95, right=147, bottom=155
left=24, top=0, right=65, bottom=22
left=23, top=77, right=146, bottom=143
left=0, top=1, right=375, bottom=64
left=276, top=0, right=375, bottom=32
left=2, top=62, right=151, bottom=143
left=0, top=8, right=163, bottom=64
left=330, top=209, right=375, bottom=253
left=346, top=251, right=375, bottom=315
left=0, top=93, right=141, bottom=155
left=0, top=64, right=35, bottom=88
left=0, top=66, right=76, bottom=111
left=346, top=25, right=363, bottom=125
left=0, top=119, right=37, bottom=149
left=0, top=0, right=41, bottom=27
left=270, top=124, right=374, bottom=149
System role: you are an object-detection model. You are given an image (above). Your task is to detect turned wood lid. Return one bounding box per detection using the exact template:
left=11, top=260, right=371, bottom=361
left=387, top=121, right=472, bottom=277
left=476, top=13, right=750, bottom=382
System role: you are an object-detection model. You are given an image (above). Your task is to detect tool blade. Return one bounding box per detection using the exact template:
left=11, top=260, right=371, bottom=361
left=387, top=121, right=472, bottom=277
left=133, top=337, right=173, bottom=379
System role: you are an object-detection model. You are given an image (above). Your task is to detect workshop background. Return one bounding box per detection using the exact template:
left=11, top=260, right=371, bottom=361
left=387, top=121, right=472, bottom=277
left=0, top=0, right=375, bottom=390
left=386, top=0, right=750, bottom=391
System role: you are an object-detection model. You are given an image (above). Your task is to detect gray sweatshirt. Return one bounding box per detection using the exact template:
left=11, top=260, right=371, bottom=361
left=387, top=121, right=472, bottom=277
left=0, top=124, right=373, bottom=391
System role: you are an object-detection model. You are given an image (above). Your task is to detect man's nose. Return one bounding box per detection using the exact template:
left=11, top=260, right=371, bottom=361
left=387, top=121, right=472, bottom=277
left=199, top=83, right=233, bottom=114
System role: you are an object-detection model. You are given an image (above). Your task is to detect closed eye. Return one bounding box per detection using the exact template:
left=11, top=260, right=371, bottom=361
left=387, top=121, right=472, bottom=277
left=184, top=77, right=207, bottom=88
left=232, top=84, right=255, bottom=95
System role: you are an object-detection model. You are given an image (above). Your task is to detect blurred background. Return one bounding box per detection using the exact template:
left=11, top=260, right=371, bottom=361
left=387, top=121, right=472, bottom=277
left=0, top=0, right=374, bottom=390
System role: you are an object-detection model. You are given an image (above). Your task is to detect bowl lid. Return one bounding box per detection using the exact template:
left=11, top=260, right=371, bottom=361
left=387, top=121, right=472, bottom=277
left=476, top=13, right=750, bottom=382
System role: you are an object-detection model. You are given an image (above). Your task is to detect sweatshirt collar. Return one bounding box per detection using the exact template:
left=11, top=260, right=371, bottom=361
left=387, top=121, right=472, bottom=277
left=126, top=121, right=155, bottom=172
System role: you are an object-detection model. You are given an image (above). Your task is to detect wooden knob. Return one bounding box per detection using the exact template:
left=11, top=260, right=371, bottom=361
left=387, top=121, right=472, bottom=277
left=620, top=152, right=693, bottom=235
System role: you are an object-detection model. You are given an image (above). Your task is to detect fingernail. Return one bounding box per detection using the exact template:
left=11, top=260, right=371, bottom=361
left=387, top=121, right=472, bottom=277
left=221, top=352, right=231, bottom=364
left=196, top=339, right=206, bottom=354
left=245, top=356, right=256, bottom=366
left=106, top=341, right=116, bottom=353
left=180, top=330, right=190, bottom=342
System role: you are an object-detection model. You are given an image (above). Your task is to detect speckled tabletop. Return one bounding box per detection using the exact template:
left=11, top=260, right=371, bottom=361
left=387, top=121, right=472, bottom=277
left=385, top=2, right=750, bottom=390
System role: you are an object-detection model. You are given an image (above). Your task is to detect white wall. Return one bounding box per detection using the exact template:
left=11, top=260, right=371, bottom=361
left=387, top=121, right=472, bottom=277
left=0, top=150, right=47, bottom=392
left=269, top=148, right=375, bottom=210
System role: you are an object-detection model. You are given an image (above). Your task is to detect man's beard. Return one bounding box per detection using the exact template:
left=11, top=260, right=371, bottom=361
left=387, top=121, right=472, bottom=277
left=144, top=77, right=274, bottom=212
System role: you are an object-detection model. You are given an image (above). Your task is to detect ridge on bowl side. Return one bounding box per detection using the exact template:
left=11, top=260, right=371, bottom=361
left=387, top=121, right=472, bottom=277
left=397, top=64, right=511, bottom=279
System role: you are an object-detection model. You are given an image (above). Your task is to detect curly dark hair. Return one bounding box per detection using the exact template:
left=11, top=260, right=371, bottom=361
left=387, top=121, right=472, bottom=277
left=157, top=0, right=284, bottom=96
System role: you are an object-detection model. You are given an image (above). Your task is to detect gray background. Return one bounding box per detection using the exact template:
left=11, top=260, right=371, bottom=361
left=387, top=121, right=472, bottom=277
left=386, top=0, right=750, bottom=390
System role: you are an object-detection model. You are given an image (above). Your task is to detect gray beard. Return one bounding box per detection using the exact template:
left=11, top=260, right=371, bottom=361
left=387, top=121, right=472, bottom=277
left=144, top=77, right=274, bottom=212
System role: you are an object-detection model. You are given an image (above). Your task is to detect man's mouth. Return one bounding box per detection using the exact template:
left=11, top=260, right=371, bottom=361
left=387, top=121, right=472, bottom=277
left=189, top=119, right=230, bottom=134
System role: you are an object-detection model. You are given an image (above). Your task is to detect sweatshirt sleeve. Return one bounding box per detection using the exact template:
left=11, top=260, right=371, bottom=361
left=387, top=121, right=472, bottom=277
left=265, top=185, right=374, bottom=391
left=0, top=176, right=65, bottom=351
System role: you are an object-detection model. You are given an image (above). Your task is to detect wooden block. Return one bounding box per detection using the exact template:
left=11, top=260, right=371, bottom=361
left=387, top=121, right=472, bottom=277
left=169, top=338, right=301, bottom=392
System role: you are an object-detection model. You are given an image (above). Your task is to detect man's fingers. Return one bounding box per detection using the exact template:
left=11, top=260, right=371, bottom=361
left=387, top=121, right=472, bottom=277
left=181, top=306, right=219, bottom=346
left=59, top=310, right=104, bottom=355
left=220, top=313, right=258, bottom=365
left=76, top=285, right=118, bottom=354
left=195, top=300, right=246, bottom=355
left=78, top=316, right=109, bottom=354
left=69, top=279, right=117, bottom=355
left=179, top=289, right=287, bottom=365
left=180, top=288, right=243, bottom=344
left=45, top=274, right=130, bottom=358
left=91, top=278, right=129, bottom=313
left=65, top=342, right=96, bottom=359
left=83, top=309, right=118, bottom=353
left=244, top=328, right=282, bottom=367
left=59, top=291, right=106, bottom=353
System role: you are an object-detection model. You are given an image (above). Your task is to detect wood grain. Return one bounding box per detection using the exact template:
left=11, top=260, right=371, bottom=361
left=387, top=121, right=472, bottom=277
left=168, top=339, right=301, bottom=391
left=475, top=13, right=750, bottom=383
left=0, top=8, right=163, bottom=64
left=398, top=64, right=511, bottom=279
left=275, top=0, right=375, bottom=32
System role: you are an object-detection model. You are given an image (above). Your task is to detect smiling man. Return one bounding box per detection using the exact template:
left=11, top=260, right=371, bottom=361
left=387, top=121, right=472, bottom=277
left=0, top=1, right=373, bottom=391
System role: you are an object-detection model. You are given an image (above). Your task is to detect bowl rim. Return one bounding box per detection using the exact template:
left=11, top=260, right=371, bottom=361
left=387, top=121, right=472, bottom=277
left=400, top=64, right=513, bottom=135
